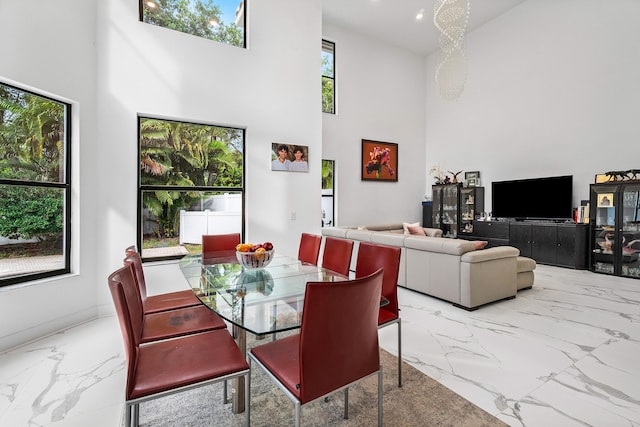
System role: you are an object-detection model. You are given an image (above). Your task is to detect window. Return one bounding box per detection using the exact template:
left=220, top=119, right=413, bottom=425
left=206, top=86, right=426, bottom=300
left=322, top=39, right=335, bottom=114
left=321, top=160, right=334, bottom=227
left=138, top=117, right=244, bottom=260
left=140, top=0, right=246, bottom=48
left=0, top=82, right=71, bottom=287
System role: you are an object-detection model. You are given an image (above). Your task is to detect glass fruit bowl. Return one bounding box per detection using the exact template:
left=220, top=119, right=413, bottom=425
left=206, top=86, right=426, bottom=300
left=236, top=249, right=275, bottom=269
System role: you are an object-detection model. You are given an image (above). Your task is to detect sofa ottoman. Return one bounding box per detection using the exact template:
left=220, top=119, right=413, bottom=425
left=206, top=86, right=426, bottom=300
left=517, top=256, right=536, bottom=290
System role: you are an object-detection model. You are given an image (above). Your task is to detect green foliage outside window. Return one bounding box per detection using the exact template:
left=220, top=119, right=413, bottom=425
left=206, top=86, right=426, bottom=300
left=0, top=84, right=66, bottom=245
left=140, top=117, right=243, bottom=239
left=0, top=85, right=65, bottom=183
left=322, top=40, right=335, bottom=114
left=0, top=186, right=63, bottom=243
left=322, top=159, right=333, bottom=190
left=142, top=0, right=244, bottom=47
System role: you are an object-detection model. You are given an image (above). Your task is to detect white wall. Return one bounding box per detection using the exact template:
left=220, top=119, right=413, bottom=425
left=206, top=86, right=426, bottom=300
left=0, top=0, right=323, bottom=350
left=322, top=23, right=427, bottom=226
left=0, top=0, right=99, bottom=351
left=425, top=0, right=640, bottom=211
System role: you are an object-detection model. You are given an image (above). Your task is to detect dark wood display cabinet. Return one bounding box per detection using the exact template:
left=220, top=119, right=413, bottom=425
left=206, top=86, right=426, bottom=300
left=465, top=220, right=588, bottom=269
left=432, top=184, right=484, bottom=238
left=590, top=182, right=640, bottom=279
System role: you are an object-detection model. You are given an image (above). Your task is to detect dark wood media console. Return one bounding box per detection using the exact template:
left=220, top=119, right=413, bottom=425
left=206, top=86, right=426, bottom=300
left=462, top=220, right=589, bottom=269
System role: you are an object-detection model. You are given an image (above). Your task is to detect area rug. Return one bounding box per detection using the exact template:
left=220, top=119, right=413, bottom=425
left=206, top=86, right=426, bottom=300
left=135, top=344, right=506, bottom=427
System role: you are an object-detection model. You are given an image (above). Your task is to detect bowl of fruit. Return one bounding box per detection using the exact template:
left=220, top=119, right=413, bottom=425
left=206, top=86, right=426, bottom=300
left=235, top=241, right=275, bottom=269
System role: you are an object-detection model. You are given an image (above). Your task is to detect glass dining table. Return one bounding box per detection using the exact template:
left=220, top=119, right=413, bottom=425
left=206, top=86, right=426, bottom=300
left=178, top=250, right=349, bottom=413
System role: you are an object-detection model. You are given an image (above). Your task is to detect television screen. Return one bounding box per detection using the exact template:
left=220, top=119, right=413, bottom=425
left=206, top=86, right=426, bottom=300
left=491, top=175, right=573, bottom=220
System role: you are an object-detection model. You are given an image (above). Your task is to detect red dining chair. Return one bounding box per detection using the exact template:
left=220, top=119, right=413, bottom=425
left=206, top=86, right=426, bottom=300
left=119, top=261, right=227, bottom=343
left=297, top=233, right=322, bottom=265
left=355, top=242, right=403, bottom=387
left=202, top=233, right=241, bottom=259
left=321, top=236, right=354, bottom=277
left=248, top=269, right=384, bottom=427
left=123, top=249, right=201, bottom=314
left=108, top=265, right=250, bottom=427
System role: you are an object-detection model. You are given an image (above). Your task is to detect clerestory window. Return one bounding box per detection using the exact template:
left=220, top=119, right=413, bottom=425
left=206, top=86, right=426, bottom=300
left=140, top=0, right=247, bottom=48
left=322, top=39, right=335, bottom=114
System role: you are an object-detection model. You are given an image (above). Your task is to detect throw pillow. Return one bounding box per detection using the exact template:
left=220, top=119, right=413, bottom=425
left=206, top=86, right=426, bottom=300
left=402, top=222, right=420, bottom=235
left=473, top=241, right=488, bottom=250
left=407, top=224, right=427, bottom=236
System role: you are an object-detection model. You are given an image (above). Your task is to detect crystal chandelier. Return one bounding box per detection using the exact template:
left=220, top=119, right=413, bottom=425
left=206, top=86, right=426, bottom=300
left=433, top=0, right=470, bottom=100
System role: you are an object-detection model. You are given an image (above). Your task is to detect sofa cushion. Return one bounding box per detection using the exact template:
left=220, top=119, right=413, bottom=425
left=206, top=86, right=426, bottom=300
left=365, top=223, right=404, bottom=232
left=461, top=246, right=520, bottom=263
left=370, top=232, right=406, bottom=247
left=345, top=229, right=374, bottom=242
left=516, top=256, right=537, bottom=273
left=404, top=236, right=477, bottom=255
left=321, top=227, right=350, bottom=238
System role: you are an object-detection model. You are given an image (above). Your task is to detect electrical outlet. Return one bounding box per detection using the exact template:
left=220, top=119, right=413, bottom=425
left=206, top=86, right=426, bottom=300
left=290, top=211, right=296, bottom=220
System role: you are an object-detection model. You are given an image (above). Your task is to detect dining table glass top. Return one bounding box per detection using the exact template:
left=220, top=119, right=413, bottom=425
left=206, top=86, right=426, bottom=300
left=179, top=252, right=348, bottom=336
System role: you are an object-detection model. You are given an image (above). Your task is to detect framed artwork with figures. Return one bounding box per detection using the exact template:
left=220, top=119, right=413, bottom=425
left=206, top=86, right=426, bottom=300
left=271, top=143, right=309, bottom=172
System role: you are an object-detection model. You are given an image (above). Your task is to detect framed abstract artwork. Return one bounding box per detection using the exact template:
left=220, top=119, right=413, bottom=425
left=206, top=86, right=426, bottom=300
left=361, top=139, right=398, bottom=182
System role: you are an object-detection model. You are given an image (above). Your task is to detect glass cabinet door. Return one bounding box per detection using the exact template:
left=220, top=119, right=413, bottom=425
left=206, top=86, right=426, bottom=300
left=459, top=187, right=484, bottom=235
left=432, top=183, right=466, bottom=238
left=620, top=184, right=640, bottom=278
left=460, top=187, right=475, bottom=235
left=590, top=184, right=618, bottom=275
left=432, top=185, right=443, bottom=230
left=441, top=184, right=460, bottom=237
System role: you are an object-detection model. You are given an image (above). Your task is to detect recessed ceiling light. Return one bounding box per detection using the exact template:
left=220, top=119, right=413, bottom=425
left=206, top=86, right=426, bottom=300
left=209, top=18, right=219, bottom=26
left=416, top=8, right=425, bottom=20
left=146, top=1, right=157, bottom=9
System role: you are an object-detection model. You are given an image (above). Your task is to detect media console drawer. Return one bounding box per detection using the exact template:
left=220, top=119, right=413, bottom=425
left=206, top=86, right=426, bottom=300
left=472, top=221, right=509, bottom=239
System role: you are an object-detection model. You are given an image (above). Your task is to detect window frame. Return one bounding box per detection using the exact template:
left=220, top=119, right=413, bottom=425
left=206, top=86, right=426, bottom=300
left=321, top=159, right=335, bottom=227
left=139, top=0, right=248, bottom=49
left=137, top=116, right=246, bottom=262
left=322, top=39, right=336, bottom=114
left=0, top=82, right=72, bottom=287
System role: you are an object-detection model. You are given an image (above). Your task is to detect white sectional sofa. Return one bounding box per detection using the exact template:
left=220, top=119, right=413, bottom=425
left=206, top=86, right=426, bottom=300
left=321, top=223, right=521, bottom=310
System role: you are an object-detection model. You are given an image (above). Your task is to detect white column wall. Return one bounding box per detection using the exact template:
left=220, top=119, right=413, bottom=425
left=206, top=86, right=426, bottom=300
left=0, top=0, right=98, bottom=351
left=322, top=22, right=427, bottom=226
left=425, top=0, right=640, bottom=210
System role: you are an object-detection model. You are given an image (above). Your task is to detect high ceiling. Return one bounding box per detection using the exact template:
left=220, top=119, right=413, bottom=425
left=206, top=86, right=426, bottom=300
left=322, top=0, right=527, bottom=56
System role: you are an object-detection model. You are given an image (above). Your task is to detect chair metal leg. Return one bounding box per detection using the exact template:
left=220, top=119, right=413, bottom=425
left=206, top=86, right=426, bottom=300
left=398, top=319, right=402, bottom=387
left=125, top=402, right=132, bottom=427
left=245, top=368, right=251, bottom=427
left=343, top=388, right=349, bottom=419
left=294, top=401, right=301, bottom=427
left=131, top=402, right=139, bottom=427
left=378, top=367, right=383, bottom=427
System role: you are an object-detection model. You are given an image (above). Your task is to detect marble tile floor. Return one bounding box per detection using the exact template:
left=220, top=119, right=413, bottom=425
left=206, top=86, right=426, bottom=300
left=1, top=263, right=639, bottom=426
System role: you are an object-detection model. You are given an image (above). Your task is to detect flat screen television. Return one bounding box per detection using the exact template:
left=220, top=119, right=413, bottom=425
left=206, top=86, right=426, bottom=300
left=491, top=175, right=573, bottom=220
